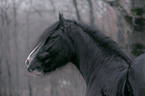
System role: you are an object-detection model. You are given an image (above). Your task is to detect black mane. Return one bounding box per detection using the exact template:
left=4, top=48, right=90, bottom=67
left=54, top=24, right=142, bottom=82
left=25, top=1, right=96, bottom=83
left=75, top=21, right=132, bottom=64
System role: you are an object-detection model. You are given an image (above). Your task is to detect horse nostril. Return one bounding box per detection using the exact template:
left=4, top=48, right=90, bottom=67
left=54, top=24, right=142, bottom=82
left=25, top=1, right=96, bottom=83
left=25, top=59, right=29, bottom=66
left=28, top=67, right=32, bottom=72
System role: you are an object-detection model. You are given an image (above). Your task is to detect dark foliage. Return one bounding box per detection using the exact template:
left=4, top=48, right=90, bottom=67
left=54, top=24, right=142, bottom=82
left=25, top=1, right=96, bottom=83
left=132, top=43, right=145, bottom=56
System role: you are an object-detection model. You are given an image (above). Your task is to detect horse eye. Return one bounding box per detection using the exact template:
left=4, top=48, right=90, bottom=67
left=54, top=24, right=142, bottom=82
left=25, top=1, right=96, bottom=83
left=51, top=35, right=59, bottom=39
left=44, top=36, right=58, bottom=45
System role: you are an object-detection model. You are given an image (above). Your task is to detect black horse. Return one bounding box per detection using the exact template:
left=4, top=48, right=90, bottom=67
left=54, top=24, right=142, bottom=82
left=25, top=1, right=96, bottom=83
left=25, top=13, right=145, bottom=96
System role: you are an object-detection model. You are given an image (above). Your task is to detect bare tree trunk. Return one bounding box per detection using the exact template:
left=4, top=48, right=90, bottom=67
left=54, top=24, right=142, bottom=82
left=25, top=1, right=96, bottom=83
left=87, top=0, right=94, bottom=25
left=0, top=5, right=2, bottom=95
left=0, top=5, right=12, bottom=96
left=26, top=12, right=30, bottom=50
left=28, top=78, right=32, bottom=96
left=50, top=0, right=57, bottom=19
left=72, top=0, right=82, bottom=21
left=12, top=0, right=19, bottom=95
left=116, top=13, right=126, bottom=47
left=0, top=58, right=1, bottom=95
left=50, top=77, right=58, bottom=96
left=25, top=9, right=33, bottom=96
left=0, top=6, right=4, bottom=96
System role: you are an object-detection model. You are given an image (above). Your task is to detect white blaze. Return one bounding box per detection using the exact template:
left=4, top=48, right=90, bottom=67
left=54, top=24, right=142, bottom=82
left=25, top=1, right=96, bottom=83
left=25, top=43, right=41, bottom=67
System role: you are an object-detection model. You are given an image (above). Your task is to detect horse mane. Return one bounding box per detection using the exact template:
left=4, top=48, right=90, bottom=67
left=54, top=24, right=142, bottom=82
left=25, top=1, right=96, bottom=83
left=74, top=21, right=132, bottom=64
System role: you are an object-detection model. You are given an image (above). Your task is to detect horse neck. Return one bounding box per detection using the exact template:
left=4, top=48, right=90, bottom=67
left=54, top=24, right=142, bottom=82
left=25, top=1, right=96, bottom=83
left=67, top=26, right=129, bottom=95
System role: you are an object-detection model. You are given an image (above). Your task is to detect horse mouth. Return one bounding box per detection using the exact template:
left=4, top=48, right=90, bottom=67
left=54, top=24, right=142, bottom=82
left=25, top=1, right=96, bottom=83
left=32, top=69, right=44, bottom=76
left=27, top=67, right=45, bottom=76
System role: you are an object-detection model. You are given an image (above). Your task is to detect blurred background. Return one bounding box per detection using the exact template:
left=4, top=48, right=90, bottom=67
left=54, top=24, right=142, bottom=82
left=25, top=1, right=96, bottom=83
left=0, top=0, right=145, bottom=96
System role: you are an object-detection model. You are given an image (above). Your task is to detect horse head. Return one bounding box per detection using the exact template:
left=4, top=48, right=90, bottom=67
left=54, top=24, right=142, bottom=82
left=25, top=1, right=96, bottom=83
left=25, top=13, right=74, bottom=75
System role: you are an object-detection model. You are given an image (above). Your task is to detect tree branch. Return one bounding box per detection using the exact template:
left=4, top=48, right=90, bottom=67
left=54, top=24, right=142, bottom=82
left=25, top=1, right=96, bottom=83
left=72, top=0, right=82, bottom=21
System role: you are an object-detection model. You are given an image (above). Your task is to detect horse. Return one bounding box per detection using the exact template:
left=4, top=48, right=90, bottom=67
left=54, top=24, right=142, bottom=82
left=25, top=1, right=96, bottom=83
left=25, top=13, right=145, bottom=96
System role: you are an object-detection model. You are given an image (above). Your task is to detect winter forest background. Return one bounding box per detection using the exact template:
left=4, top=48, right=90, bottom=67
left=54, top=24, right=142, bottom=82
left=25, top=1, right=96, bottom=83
left=0, top=0, right=145, bottom=96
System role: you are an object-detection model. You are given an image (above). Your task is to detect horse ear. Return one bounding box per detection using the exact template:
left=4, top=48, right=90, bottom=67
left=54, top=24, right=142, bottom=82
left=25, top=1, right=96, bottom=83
left=59, top=12, right=65, bottom=26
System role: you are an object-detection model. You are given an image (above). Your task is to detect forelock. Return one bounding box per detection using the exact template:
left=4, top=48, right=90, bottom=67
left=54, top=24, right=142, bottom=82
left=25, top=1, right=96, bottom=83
left=33, top=22, right=60, bottom=48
